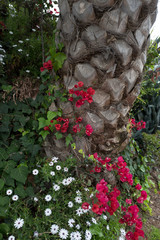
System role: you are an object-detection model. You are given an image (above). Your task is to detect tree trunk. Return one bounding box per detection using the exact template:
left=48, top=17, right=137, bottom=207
left=45, top=0, right=158, bottom=159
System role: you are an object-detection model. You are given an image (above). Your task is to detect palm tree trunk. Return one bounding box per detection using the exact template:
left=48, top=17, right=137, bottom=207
left=48, top=0, right=158, bottom=158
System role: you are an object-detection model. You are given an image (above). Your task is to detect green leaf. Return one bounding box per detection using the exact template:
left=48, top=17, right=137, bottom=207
left=0, top=196, right=9, bottom=206
left=89, top=225, right=104, bottom=237
left=3, top=161, right=16, bottom=174
left=26, top=186, right=34, bottom=197
left=0, top=233, right=3, bottom=240
left=55, top=132, right=63, bottom=140
left=53, top=52, right=66, bottom=72
left=39, top=130, right=50, bottom=140
left=0, top=179, right=4, bottom=191
left=47, top=111, right=58, bottom=121
left=65, top=134, right=73, bottom=146
left=15, top=184, right=26, bottom=198
left=10, top=166, right=28, bottom=184
left=38, top=118, right=50, bottom=130
left=0, top=223, right=10, bottom=234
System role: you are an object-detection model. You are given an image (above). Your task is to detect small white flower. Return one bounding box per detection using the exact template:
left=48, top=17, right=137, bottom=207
left=9, top=31, right=13, bottom=34
left=59, top=228, right=68, bottom=239
left=102, top=215, right=107, bottom=220
left=70, top=232, right=76, bottom=240
left=76, top=190, right=81, bottom=195
left=6, top=189, right=13, bottom=195
left=68, top=218, right=75, bottom=228
left=90, top=193, right=94, bottom=198
left=0, top=44, right=2, bottom=47
left=12, top=195, right=18, bottom=201
left=45, top=208, right=52, bottom=216
left=106, top=225, right=110, bottom=230
left=49, top=161, right=54, bottom=166
left=56, top=165, right=61, bottom=170
left=76, top=207, right=83, bottom=216
left=119, top=237, right=125, bottom=240
left=51, top=224, right=59, bottom=234
left=64, top=167, right=68, bottom=172
left=26, top=70, right=30, bottom=73
left=26, top=38, right=29, bottom=41
left=33, top=231, right=39, bottom=237
left=18, top=40, right=23, bottom=43
left=68, top=201, right=73, bottom=208
left=18, top=49, right=23, bottom=52
left=50, top=171, right=55, bottom=176
left=34, top=197, right=38, bottom=202
left=45, top=194, right=52, bottom=202
left=52, top=156, right=58, bottom=162
left=76, top=224, right=80, bottom=230
left=84, top=187, right=89, bottom=191
left=85, top=230, right=92, bottom=240
left=73, top=231, right=81, bottom=240
left=32, top=29, right=36, bottom=32
left=32, top=169, right=39, bottom=175
left=86, top=221, right=91, bottom=226
left=14, top=218, right=24, bottom=229
left=75, top=196, right=82, bottom=203
left=91, top=217, right=97, bottom=224
left=120, top=228, right=126, bottom=237
left=53, top=184, right=60, bottom=191
left=36, top=25, right=40, bottom=28
left=62, top=179, right=68, bottom=186
left=8, top=236, right=15, bottom=240
left=26, top=54, right=29, bottom=56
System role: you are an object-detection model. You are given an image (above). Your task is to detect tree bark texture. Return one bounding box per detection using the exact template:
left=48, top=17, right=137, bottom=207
left=47, top=0, right=158, bottom=158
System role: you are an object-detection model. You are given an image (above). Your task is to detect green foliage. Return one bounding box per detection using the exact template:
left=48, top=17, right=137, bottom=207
left=147, top=226, right=160, bottom=240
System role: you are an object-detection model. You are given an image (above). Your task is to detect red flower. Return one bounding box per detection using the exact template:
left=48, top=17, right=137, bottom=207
left=126, top=199, right=132, bottom=204
left=82, top=202, right=89, bottom=210
left=95, top=166, right=101, bottom=173
left=55, top=124, right=61, bottom=131
left=61, top=127, right=67, bottom=133
left=78, top=81, right=84, bottom=87
left=106, top=164, right=112, bottom=171
left=40, top=67, right=45, bottom=72
left=69, top=89, right=74, bottom=94
left=92, top=204, right=99, bottom=214
left=126, top=231, right=134, bottom=240
left=44, top=126, right=50, bottom=131
left=75, top=99, right=84, bottom=108
left=141, top=190, right=147, bottom=200
left=50, top=120, right=53, bottom=123
left=135, top=184, right=142, bottom=190
left=87, top=87, right=95, bottom=95
left=56, top=117, right=63, bottom=122
left=68, top=97, right=73, bottom=101
left=76, top=117, right=83, bottom=123
left=85, top=124, right=93, bottom=136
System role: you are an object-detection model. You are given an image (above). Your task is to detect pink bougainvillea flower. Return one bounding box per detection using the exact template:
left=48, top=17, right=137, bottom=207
left=85, top=124, right=93, bottom=136
left=126, top=199, right=132, bottom=204
left=82, top=202, right=89, bottom=210
left=55, top=124, right=61, bottom=131
left=78, top=81, right=84, bottom=87
left=135, top=184, right=142, bottom=190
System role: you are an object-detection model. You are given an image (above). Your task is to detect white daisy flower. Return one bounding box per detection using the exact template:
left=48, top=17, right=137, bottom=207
left=86, top=221, right=91, bottom=226
left=119, top=237, right=125, bottom=240
left=120, top=228, right=126, bottom=236
left=18, top=49, right=23, bottom=52
left=49, top=161, right=54, bottom=166
left=26, top=70, right=30, bottom=73
left=45, top=208, right=52, bottom=216
left=45, top=195, right=52, bottom=202
left=85, top=230, right=92, bottom=240
left=52, top=156, right=58, bottom=162
left=51, top=224, right=59, bottom=234
left=26, top=38, right=29, bottom=41
left=62, top=179, right=68, bottom=186
left=76, top=207, right=83, bottom=216
left=6, top=189, right=12, bottom=195
left=90, top=193, right=94, bottom=198
left=84, top=188, right=89, bottom=191
left=70, top=232, right=76, bottom=240
left=68, top=218, right=75, bottom=228
left=102, top=215, right=107, bottom=220
left=32, top=29, right=36, bottom=32
left=106, top=225, right=110, bottom=230
left=8, top=236, right=15, bottom=240
left=50, top=171, right=55, bottom=176
left=76, top=190, right=81, bottom=195
left=75, top=196, right=82, bottom=203
left=9, top=31, right=13, bottom=34
left=18, top=40, right=23, bottom=43
left=56, top=165, right=61, bottom=170
left=76, top=224, right=80, bottom=229
left=59, top=228, right=68, bottom=239
left=32, top=169, right=39, bottom=175
left=53, top=184, right=60, bottom=191
left=12, top=195, right=19, bottom=201
left=68, top=201, right=73, bottom=208
left=14, top=218, right=24, bottom=229
left=33, top=231, right=39, bottom=237
left=64, top=167, right=68, bottom=172
left=73, top=231, right=81, bottom=240
left=91, top=217, right=97, bottom=224
left=34, top=197, right=38, bottom=202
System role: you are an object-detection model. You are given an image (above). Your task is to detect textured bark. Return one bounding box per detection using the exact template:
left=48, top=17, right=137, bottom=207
left=47, top=0, right=158, bottom=158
